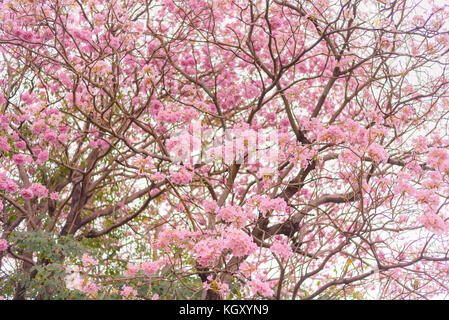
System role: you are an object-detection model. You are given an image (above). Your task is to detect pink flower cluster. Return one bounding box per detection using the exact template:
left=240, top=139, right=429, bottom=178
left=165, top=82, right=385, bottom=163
left=153, top=227, right=191, bottom=249
left=82, top=254, right=98, bottom=267
left=132, top=156, right=155, bottom=171
left=31, top=183, right=49, bottom=198
left=50, top=192, right=59, bottom=200
left=343, top=119, right=369, bottom=145
left=193, top=227, right=257, bottom=266
left=393, top=172, right=415, bottom=195
left=367, top=142, right=389, bottom=163
left=319, top=125, right=346, bottom=144
left=125, top=260, right=163, bottom=277
left=34, top=149, right=49, bottom=165
left=125, top=263, right=140, bottom=277
left=170, top=167, right=193, bottom=185
left=412, top=135, right=428, bottom=153
left=15, top=141, right=26, bottom=150
left=251, top=195, right=287, bottom=216
left=12, top=154, right=32, bottom=165
left=21, top=183, right=49, bottom=199
left=422, top=172, right=443, bottom=189
left=141, top=261, right=161, bottom=276
left=202, top=200, right=218, bottom=212
left=20, top=92, right=38, bottom=104
left=247, top=278, right=274, bottom=298
left=414, top=189, right=440, bottom=213
left=270, top=236, right=292, bottom=261
left=216, top=205, right=255, bottom=227
left=157, top=105, right=198, bottom=124
left=80, top=282, right=99, bottom=296
left=427, top=147, right=449, bottom=170
left=418, top=213, right=448, bottom=235
left=120, top=286, right=137, bottom=299
left=338, top=149, right=360, bottom=165
left=0, top=239, right=8, bottom=251
left=149, top=172, right=166, bottom=182
left=20, top=188, right=34, bottom=199
left=0, top=137, right=10, bottom=152
left=0, top=115, right=10, bottom=130
left=31, top=120, right=48, bottom=135
left=194, top=238, right=224, bottom=266
left=224, top=227, right=257, bottom=257
left=202, top=275, right=230, bottom=298
left=0, top=176, right=18, bottom=193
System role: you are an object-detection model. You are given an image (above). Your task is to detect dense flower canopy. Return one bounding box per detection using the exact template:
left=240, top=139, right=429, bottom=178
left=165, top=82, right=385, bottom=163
left=1, top=0, right=449, bottom=300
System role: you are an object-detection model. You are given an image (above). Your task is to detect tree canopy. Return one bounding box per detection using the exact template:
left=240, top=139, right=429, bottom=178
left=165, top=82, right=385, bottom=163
left=1, top=0, right=449, bottom=300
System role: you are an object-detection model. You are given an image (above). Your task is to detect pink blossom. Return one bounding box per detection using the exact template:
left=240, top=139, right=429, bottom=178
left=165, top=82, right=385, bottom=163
left=252, top=196, right=287, bottom=216
left=110, top=36, right=120, bottom=49
left=80, top=282, right=99, bottom=296
left=31, top=120, right=48, bottom=134
left=270, top=237, right=292, bottom=261
left=36, top=150, right=49, bottom=164
left=82, top=254, right=98, bottom=267
left=397, top=214, right=409, bottom=224
left=30, top=183, right=48, bottom=198
left=418, top=213, right=448, bottom=235
left=0, top=115, right=10, bottom=130
left=393, top=172, right=415, bottom=195
left=422, top=172, right=443, bottom=189
left=170, top=167, right=193, bottom=185
left=194, top=238, right=224, bottom=266
left=153, top=227, right=191, bottom=249
left=15, top=141, right=26, bottom=150
left=120, top=286, right=137, bottom=299
left=21, top=188, right=34, bottom=199
left=414, top=189, right=440, bottom=212
left=131, top=97, right=139, bottom=106
left=427, top=147, right=449, bottom=168
left=412, top=135, right=428, bottom=153
left=5, top=180, right=18, bottom=193
left=0, top=137, right=10, bottom=152
left=202, top=200, right=218, bottom=212
left=224, top=227, right=257, bottom=257
left=12, top=154, right=31, bottom=165
left=44, top=131, right=58, bottom=143
left=149, top=172, right=166, bottom=182
left=50, top=192, right=59, bottom=200
left=338, top=149, right=360, bottom=165
left=367, top=143, right=389, bottom=163
left=0, top=239, right=8, bottom=251
left=125, top=263, right=139, bottom=277
left=248, top=278, right=274, bottom=298
left=150, top=188, right=160, bottom=197
left=216, top=205, right=247, bottom=227
left=20, top=92, right=34, bottom=104
left=141, top=261, right=161, bottom=275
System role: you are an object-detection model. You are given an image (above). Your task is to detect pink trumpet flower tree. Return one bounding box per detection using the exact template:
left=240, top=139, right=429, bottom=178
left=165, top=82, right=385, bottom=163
left=0, top=0, right=449, bottom=300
